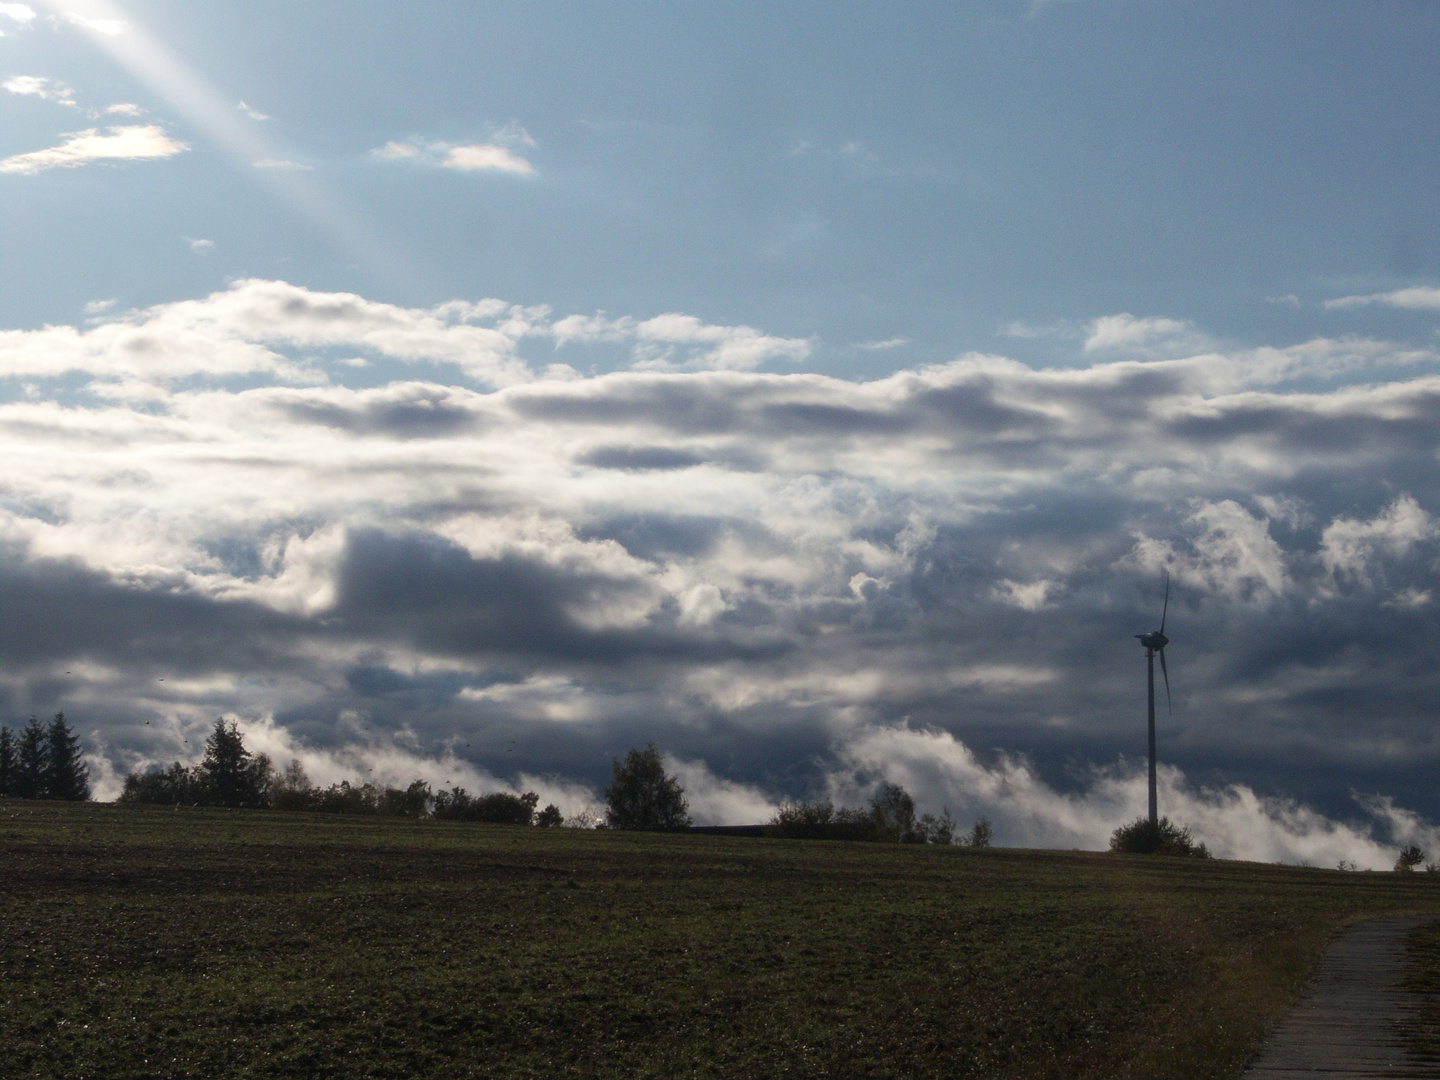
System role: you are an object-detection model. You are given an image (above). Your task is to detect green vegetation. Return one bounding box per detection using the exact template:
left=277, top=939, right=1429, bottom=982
left=766, top=784, right=960, bottom=843
left=1110, top=816, right=1211, bottom=858
left=603, top=742, right=691, bottom=830
left=0, top=714, right=89, bottom=802
left=3, top=801, right=1439, bottom=1079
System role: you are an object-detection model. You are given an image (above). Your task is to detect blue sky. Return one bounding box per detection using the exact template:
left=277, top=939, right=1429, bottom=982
left=2, top=1, right=1440, bottom=866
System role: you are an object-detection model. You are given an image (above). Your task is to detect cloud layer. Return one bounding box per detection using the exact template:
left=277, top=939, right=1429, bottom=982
left=4, top=280, right=1440, bottom=864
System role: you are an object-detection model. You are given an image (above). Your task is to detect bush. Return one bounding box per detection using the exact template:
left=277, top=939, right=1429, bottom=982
left=1396, top=844, right=1426, bottom=872
left=604, top=744, right=691, bottom=830
left=535, top=803, right=564, bottom=827
left=433, top=788, right=539, bottom=824
left=768, top=788, right=957, bottom=844
left=1109, top=816, right=1210, bottom=858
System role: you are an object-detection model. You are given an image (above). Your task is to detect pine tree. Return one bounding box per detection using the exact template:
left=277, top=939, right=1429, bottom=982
left=16, top=716, right=46, bottom=800
left=0, top=726, right=15, bottom=797
left=200, top=719, right=268, bottom=807
left=42, top=713, right=90, bottom=801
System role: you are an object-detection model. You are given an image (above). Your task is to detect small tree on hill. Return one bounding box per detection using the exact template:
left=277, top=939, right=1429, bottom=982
left=42, top=713, right=90, bottom=801
left=0, top=725, right=16, bottom=797
left=535, top=803, right=564, bottom=827
left=870, top=782, right=922, bottom=842
left=1396, top=845, right=1426, bottom=872
left=962, top=817, right=993, bottom=849
left=16, top=716, right=46, bottom=800
left=605, top=743, right=691, bottom=830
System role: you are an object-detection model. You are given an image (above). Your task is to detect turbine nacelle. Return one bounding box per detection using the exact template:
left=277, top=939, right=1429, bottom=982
left=1136, top=630, right=1168, bottom=652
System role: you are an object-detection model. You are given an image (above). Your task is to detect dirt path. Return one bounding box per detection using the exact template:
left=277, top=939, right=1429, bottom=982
left=1242, top=916, right=1440, bottom=1079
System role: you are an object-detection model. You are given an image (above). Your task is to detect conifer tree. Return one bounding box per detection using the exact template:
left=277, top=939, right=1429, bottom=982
left=16, top=717, right=46, bottom=799
left=200, top=718, right=270, bottom=807
left=42, top=713, right=90, bottom=801
left=0, top=725, right=15, bottom=797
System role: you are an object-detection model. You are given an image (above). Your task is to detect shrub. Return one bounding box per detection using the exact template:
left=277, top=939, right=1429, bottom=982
left=535, top=803, right=565, bottom=827
left=1109, top=816, right=1210, bottom=858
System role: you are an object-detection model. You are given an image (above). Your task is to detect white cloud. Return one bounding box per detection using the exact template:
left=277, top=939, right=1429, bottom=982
left=3, top=74, right=77, bottom=106
left=992, top=578, right=1061, bottom=611
left=1326, top=286, right=1440, bottom=311
left=104, top=102, right=141, bottom=116
left=0, top=3, right=35, bottom=24
left=372, top=140, right=418, bottom=160
left=84, top=298, right=116, bottom=315
left=252, top=158, right=313, bottom=170
left=632, top=313, right=811, bottom=371
left=1320, top=495, right=1436, bottom=581
left=442, top=143, right=535, bottom=175
left=374, top=136, right=537, bottom=176
left=1084, top=313, right=1193, bottom=352
left=0, top=124, right=186, bottom=173
left=59, top=10, right=123, bottom=34
left=855, top=337, right=909, bottom=351
left=831, top=724, right=1412, bottom=868
left=237, top=99, right=269, bottom=121
left=1134, top=501, right=1289, bottom=602
left=185, top=237, right=214, bottom=253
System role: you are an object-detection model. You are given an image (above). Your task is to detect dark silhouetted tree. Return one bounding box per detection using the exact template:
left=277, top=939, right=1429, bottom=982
left=16, top=716, right=46, bottom=800
left=961, top=817, right=992, bottom=849
left=119, top=761, right=203, bottom=805
left=271, top=758, right=317, bottom=811
left=535, top=803, right=564, bottom=827
left=1396, top=844, right=1426, bottom=872
left=0, top=725, right=15, bottom=797
left=432, top=788, right=539, bottom=824
left=604, top=744, right=690, bottom=830
left=42, top=713, right=89, bottom=801
left=200, top=719, right=270, bottom=808
left=870, top=782, right=922, bottom=842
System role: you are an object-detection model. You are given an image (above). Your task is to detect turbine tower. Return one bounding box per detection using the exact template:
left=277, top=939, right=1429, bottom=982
left=1135, top=574, right=1171, bottom=826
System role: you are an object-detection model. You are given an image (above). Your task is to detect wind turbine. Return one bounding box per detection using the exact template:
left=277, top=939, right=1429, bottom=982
left=1135, top=574, right=1171, bottom=827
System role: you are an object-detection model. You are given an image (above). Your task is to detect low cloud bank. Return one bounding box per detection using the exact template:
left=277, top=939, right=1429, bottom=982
left=90, top=716, right=1438, bottom=870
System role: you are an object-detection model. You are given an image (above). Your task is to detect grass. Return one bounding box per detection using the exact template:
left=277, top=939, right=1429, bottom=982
left=2, top=800, right=1439, bottom=1079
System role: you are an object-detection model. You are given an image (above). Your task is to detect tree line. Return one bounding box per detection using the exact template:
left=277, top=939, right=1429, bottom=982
left=0, top=714, right=90, bottom=801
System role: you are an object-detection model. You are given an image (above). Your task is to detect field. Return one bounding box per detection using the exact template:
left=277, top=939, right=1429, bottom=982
left=3, top=801, right=1439, bottom=1079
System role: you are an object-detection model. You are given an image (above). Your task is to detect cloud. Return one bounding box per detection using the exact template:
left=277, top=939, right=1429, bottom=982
left=3, top=75, right=77, bottom=106
left=373, top=129, right=538, bottom=176
left=237, top=99, right=269, bottom=121
left=0, top=3, right=35, bottom=25
left=1084, top=313, right=1193, bottom=352
left=855, top=337, right=909, bottom=351
left=252, top=158, right=313, bottom=170
left=84, top=298, right=116, bottom=315
left=1320, top=496, right=1436, bottom=583
left=1326, top=286, right=1440, bottom=311
left=3, top=280, right=1440, bottom=851
left=58, top=10, right=123, bottom=34
left=0, top=124, right=187, bottom=174
left=832, top=723, right=1420, bottom=869
left=104, top=102, right=141, bottom=116
left=442, top=143, right=535, bottom=175
left=185, top=237, right=214, bottom=253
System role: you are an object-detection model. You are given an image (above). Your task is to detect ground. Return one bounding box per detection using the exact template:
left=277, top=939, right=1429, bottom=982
left=3, top=801, right=1439, bottom=1079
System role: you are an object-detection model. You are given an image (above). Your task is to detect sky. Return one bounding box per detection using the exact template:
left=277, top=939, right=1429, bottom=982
left=2, top=0, right=1439, bottom=867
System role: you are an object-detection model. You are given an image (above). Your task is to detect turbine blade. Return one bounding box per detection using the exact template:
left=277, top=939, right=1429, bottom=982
left=1160, top=572, right=1170, bottom=635
left=1159, top=647, right=1171, bottom=714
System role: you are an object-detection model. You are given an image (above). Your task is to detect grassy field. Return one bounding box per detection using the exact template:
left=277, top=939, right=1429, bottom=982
left=2, top=801, right=1438, bottom=1079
